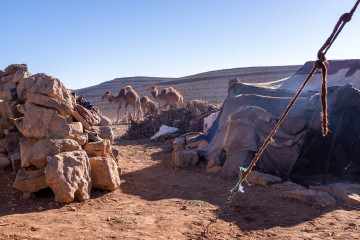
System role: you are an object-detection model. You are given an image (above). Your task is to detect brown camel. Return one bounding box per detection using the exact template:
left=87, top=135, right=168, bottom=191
left=140, top=96, right=160, bottom=116
left=147, top=86, right=183, bottom=110
left=102, top=86, right=143, bottom=123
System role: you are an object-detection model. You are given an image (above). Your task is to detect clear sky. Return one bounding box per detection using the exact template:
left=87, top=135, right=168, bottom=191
left=1, top=0, right=359, bottom=89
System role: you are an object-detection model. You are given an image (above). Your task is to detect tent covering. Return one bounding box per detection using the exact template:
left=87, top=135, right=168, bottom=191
left=204, top=60, right=360, bottom=181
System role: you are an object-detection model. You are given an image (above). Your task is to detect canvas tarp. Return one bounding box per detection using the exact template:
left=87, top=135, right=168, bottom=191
left=204, top=59, right=360, bottom=179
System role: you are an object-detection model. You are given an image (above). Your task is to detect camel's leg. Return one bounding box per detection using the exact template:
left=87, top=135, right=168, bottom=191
left=116, top=103, right=122, bottom=123
left=124, top=103, right=129, bottom=122
left=132, top=104, right=136, bottom=120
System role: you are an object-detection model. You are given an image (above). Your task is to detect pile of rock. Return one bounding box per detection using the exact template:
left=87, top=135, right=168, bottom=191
left=172, top=133, right=208, bottom=168
left=0, top=64, right=120, bottom=203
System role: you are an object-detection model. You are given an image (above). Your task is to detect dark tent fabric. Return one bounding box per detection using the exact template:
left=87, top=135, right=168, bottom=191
left=204, top=60, right=360, bottom=181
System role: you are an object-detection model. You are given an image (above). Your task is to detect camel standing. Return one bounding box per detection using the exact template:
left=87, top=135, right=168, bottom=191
left=140, top=96, right=160, bottom=116
left=147, top=86, right=183, bottom=110
left=102, top=86, right=143, bottom=123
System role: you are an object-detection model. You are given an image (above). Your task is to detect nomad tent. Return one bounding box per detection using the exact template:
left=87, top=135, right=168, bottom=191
left=204, top=60, right=360, bottom=184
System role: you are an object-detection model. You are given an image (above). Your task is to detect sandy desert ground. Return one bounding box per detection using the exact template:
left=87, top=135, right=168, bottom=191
left=0, top=124, right=359, bottom=240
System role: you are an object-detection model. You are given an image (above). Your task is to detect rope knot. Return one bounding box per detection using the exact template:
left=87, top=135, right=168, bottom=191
left=341, top=12, right=352, bottom=22
left=317, top=52, right=327, bottom=64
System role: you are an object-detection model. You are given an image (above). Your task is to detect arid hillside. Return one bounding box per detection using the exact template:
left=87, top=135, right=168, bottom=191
left=75, top=65, right=301, bottom=119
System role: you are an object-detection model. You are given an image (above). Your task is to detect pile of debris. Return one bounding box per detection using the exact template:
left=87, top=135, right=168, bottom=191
left=0, top=64, right=120, bottom=203
left=124, top=100, right=220, bottom=140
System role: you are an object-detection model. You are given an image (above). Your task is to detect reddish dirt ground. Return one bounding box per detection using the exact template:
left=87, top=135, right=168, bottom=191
left=0, top=125, right=359, bottom=240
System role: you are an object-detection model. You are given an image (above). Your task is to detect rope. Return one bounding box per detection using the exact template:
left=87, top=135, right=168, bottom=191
left=200, top=1, right=360, bottom=237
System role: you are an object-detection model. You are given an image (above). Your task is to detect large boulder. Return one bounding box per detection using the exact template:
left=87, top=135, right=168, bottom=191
left=88, top=126, right=114, bottom=144
left=84, top=139, right=113, bottom=158
left=0, top=100, right=22, bottom=119
left=13, top=169, right=48, bottom=192
left=45, top=150, right=92, bottom=203
left=30, top=139, right=81, bottom=169
left=17, top=102, right=71, bottom=139
left=27, top=93, right=73, bottom=117
left=4, top=64, right=28, bottom=75
left=0, top=153, right=11, bottom=170
left=89, top=157, right=120, bottom=191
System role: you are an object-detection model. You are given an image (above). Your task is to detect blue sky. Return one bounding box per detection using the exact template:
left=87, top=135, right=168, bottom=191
left=1, top=1, right=359, bottom=89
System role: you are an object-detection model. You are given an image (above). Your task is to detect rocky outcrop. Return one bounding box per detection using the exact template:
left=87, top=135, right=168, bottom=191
left=0, top=64, right=119, bottom=204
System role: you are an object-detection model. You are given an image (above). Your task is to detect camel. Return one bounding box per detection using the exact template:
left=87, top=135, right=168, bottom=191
left=101, top=86, right=143, bottom=123
left=140, top=96, right=160, bottom=116
left=147, top=86, right=183, bottom=110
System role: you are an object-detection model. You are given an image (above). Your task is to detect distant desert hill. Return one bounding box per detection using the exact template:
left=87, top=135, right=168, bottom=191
left=75, top=65, right=301, bottom=119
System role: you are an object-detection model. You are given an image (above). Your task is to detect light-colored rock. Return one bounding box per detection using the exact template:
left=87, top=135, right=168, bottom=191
left=89, top=157, right=120, bottom=191
left=310, top=183, right=360, bottom=206
left=45, top=150, right=92, bottom=203
left=0, top=89, right=17, bottom=100
left=245, top=170, right=282, bottom=186
left=17, top=74, right=37, bottom=100
left=284, top=189, right=336, bottom=207
left=0, top=118, right=14, bottom=129
left=0, top=153, right=11, bottom=170
left=27, top=93, right=73, bottom=117
left=206, top=166, right=222, bottom=174
left=172, top=149, right=199, bottom=167
left=84, top=139, right=113, bottom=158
left=88, top=126, right=114, bottom=144
left=98, top=114, right=112, bottom=126
left=17, top=73, right=75, bottom=110
left=68, top=133, right=88, bottom=147
left=4, top=64, right=28, bottom=75
left=13, top=70, right=31, bottom=84
left=20, top=138, right=37, bottom=168
left=18, top=102, right=71, bottom=139
left=13, top=169, right=48, bottom=192
left=69, top=122, right=83, bottom=135
left=10, top=147, right=21, bottom=171
left=173, top=137, right=185, bottom=151
left=30, top=138, right=81, bottom=169
left=0, top=100, right=22, bottom=119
